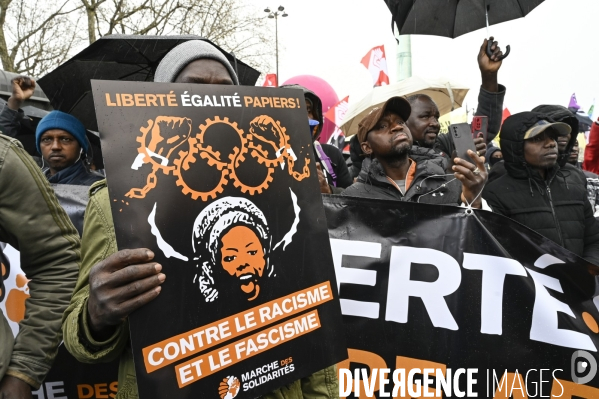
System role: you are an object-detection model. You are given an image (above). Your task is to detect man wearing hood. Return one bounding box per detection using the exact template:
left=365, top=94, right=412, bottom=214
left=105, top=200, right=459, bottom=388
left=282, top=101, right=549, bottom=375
left=63, top=40, right=338, bottom=399
left=343, top=96, right=487, bottom=208
left=485, top=146, right=502, bottom=169
left=278, top=84, right=353, bottom=193
left=488, top=105, right=594, bottom=188
left=482, top=112, right=599, bottom=264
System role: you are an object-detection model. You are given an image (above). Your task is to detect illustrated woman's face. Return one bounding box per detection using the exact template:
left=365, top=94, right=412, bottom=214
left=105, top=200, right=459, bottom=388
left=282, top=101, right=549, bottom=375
left=220, top=226, right=266, bottom=301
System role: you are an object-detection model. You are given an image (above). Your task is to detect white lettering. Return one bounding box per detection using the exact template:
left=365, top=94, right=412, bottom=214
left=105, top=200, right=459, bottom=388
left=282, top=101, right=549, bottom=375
left=330, top=238, right=381, bottom=319
left=386, top=246, right=461, bottom=330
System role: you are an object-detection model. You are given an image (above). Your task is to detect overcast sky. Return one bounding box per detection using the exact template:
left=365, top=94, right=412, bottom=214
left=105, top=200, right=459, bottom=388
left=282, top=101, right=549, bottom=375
left=268, top=0, right=598, bottom=116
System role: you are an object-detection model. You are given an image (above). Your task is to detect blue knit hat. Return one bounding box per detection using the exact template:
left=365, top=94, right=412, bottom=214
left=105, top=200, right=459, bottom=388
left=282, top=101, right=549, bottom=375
left=35, top=111, right=88, bottom=154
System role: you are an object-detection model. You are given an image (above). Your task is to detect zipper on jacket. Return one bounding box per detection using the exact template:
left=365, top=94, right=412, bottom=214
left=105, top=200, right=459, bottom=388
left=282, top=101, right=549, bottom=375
left=545, top=177, right=564, bottom=246
left=385, top=177, right=405, bottom=197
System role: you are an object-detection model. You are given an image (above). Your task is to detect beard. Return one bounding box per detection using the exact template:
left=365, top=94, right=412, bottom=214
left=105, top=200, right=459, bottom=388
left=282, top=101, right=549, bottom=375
left=415, top=131, right=437, bottom=148
left=421, top=136, right=436, bottom=148
left=379, top=140, right=411, bottom=163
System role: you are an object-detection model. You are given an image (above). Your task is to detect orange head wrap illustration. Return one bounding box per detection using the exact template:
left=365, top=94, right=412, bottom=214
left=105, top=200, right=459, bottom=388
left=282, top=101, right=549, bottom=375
left=148, top=188, right=300, bottom=304
left=192, top=197, right=271, bottom=302
left=126, top=115, right=310, bottom=200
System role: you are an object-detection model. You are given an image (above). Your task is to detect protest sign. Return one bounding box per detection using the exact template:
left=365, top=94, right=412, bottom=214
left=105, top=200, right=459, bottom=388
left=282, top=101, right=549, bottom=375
left=325, top=196, right=599, bottom=398
left=92, top=81, right=346, bottom=399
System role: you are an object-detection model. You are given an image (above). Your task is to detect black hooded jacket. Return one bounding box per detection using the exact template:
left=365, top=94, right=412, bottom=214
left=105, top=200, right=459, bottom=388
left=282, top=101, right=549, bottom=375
left=488, top=105, right=594, bottom=196
left=531, top=104, right=579, bottom=167
left=482, top=112, right=599, bottom=264
left=342, top=146, right=461, bottom=204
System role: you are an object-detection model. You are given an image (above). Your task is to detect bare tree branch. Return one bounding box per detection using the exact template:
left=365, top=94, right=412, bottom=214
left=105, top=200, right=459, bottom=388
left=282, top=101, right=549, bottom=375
left=0, top=0, right=273, bottom=77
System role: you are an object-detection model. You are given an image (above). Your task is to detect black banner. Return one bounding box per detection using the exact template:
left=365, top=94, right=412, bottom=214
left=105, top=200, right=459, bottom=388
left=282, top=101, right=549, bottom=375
left=325, top=195, right=599, bottom=398
left=6, top=191, right=599, bottom=398
left=34, top=346, right=119, bottom=399
left=92, top=81, right=346, bottom=399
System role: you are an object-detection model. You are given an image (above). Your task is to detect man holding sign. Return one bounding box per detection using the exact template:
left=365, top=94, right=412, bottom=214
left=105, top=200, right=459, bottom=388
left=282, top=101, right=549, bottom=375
left=62, top=40, right=340, bottom=399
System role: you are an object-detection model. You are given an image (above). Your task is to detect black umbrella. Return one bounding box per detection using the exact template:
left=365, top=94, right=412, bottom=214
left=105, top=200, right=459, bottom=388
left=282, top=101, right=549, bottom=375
left=568, top=107, right=594, bottom=131
left=386, top=0, right=544, bottom=54
left=38, top=35, right=261, bottom=131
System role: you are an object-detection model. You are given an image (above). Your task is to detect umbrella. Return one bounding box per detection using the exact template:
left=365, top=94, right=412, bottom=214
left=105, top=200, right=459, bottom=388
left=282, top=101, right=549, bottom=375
left=340, top=76, right=469, bottom=137
left=386, top=0, right=544, bottom=39
left=569, top=107, right=594, bottom=131
left=38, top=35, right=261, bottom=131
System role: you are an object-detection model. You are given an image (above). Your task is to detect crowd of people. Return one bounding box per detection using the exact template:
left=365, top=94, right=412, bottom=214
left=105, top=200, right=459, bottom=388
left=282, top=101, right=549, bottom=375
left=0, top=33, right=598, bottom=399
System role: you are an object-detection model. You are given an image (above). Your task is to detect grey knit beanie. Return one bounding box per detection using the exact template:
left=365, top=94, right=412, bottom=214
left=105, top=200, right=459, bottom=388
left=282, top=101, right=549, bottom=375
left=154, top=40, right=239, bottom=84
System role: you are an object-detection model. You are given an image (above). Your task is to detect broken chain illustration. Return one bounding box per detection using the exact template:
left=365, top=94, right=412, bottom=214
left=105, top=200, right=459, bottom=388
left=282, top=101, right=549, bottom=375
left=126, top=115, right=310, bottom=201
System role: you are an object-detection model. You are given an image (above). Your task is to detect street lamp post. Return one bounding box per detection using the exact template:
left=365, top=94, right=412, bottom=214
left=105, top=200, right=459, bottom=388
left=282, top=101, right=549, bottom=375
left=264, top=6, right=288, bottom=86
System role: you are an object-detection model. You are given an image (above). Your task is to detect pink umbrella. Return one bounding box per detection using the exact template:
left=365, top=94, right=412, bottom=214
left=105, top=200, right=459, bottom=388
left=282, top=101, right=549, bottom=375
left=281, top=75, right=339, bottom=144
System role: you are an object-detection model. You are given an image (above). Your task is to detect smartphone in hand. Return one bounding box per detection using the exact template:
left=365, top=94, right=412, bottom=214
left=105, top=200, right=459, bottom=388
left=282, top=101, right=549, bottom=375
left=471, top=116, right=488, bottom=141
left=450, top=123, right=477, bottom=162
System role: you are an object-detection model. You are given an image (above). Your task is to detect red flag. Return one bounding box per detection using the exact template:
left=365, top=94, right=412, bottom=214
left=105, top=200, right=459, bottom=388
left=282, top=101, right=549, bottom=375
left=501, top=108, right=511, bottom=125
left=262, top=74, right=277, bottom=87
left=325, top=96, right=349, bottom=148
left=324, top=96, right=349, bottom=126
left=361, top=46, right=390, bottom=87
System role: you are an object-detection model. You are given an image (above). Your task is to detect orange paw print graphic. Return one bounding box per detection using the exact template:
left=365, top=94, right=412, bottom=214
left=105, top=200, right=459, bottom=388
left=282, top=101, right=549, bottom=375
left=6, top=274, right=29, bottom=323
left=218, top=376, right=240, bottom=399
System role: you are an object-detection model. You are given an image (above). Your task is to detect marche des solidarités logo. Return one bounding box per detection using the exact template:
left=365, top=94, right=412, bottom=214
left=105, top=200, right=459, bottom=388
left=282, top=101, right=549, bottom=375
left=219, top=376, right=241, bottom=399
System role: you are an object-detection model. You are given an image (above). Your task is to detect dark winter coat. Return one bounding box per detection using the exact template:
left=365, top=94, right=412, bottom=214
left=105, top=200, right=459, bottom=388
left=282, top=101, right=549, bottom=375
left=342, top=146, right=461, bottom=204
left=491, top=105, right=580, bottom=181
left=532, top=105, right=579, bottom=167
left=482, top=113, right=599, bottom=265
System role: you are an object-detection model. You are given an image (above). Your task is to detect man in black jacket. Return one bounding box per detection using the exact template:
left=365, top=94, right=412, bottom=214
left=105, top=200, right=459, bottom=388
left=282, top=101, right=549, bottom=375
left=488, top=105, right=587, bottom=186
left=483, top=112, right=599, bottom=264
left=343, top=96, right=487, bottom=207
